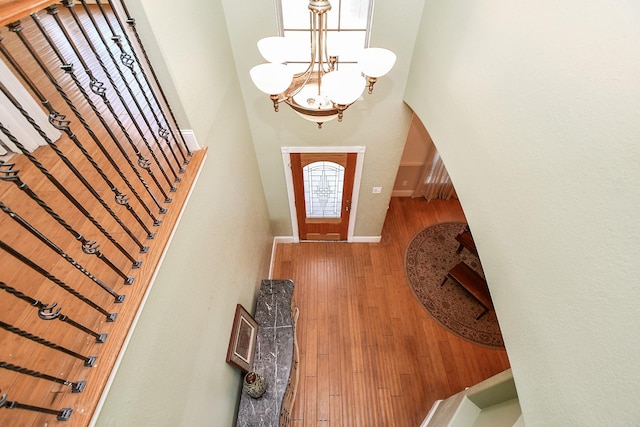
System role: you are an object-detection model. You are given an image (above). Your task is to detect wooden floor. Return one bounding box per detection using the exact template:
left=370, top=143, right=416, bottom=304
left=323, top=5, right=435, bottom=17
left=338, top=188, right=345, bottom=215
left=0, top=4, right=204, bottom=426
left=271, top=197, right=511, bottom=426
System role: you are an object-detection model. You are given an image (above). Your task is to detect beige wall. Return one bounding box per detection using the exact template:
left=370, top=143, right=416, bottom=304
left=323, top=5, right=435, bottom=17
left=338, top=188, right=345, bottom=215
left=405, top=1, right=640, bottom=425
left=94, top=1, right=272, bottom=425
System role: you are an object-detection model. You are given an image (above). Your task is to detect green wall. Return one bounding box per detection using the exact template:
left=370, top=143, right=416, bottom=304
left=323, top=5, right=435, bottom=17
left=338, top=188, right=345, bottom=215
left=94, top=1, right=272, bottom=425
left=405, top=1, right=640, bottom=425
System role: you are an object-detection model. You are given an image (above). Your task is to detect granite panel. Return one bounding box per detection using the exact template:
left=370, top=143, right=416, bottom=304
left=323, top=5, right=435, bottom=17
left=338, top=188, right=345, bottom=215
left=236, top=279, right=295, bottom=427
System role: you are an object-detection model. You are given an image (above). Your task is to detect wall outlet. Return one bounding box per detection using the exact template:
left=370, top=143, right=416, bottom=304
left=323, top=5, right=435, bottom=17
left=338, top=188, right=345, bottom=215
left=402, top=180, right=408, bottom=187
left=372, top=187, right=382, bottom=194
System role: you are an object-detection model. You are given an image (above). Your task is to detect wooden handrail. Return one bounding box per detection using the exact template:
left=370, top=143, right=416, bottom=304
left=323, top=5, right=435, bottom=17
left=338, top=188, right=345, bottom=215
left=0, top=0, right=58, bottom=27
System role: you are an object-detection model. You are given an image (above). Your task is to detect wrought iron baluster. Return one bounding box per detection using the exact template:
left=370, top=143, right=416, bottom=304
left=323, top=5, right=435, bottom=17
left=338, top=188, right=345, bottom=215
left=0, top=80, right=148, bottom=258
left=52, top=2, right=173, bottom=202
left=23, top=14, right=166, bottom=220
left=0, top=321, right=97, bottom=367
left=31, top=5, right=171, bottom=214
left=0, top=119, right=140, bottom=270
left=0, top=158, right=134, bottom=285
left=0, top=37, right=158, bottom=237
left=0, top=282, right=108, bottom=343
left=91, top=0, right=185, bottom=175
left=40, top=304, right=108, bottom=343
left=0, top=391, right=72, bottom=421
left=0, top=240, right=117, bottom=322
left=107, top=0, right=192, bottom=162
left=0, top=115, right=140, bottom=271
left=81, top=0, right=182, bottom=182
left=0, top=362, right=85, bottom=393
left=0, top=201, right=125, bottom=303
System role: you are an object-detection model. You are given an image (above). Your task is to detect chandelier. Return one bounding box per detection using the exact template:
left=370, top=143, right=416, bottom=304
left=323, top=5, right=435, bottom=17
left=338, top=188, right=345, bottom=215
left=249, top=0, right=396, bottom=128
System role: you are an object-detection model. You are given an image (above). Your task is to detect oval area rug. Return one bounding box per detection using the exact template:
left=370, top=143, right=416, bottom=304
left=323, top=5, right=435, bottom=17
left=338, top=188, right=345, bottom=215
left=405, top=222, right=504, bottom=349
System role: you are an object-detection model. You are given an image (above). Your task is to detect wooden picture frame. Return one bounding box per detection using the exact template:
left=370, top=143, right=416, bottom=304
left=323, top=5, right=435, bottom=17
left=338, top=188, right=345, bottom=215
left=226, top=304, right=258, bottom=373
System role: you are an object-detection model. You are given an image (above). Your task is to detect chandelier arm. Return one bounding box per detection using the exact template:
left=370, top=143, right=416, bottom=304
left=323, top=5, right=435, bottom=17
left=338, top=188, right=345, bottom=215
left=316, top=11, right=323, bottom=95
left=286, top=75, right=312, bottom=100
left=294, top=18, right=316, bottom=80
left=320, top=12, right=332, bottom=73
left=286, top=4, right=321, bottom=100
left=286, top=50, right=317, bottom=100
left=291, top=35, right=317, bottom=80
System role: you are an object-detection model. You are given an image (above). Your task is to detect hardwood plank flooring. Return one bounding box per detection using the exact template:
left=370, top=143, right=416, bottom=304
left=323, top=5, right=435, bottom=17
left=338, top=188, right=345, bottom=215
left=271, top=197, right=511, bottom=426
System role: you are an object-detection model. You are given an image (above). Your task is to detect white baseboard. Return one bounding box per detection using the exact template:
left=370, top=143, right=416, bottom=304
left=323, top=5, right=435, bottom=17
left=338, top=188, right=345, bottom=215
left=180, top=129, right=200, bottom=151
left=420, top=399, right=443, bottom=427
left=350, top=236, right=381, bottom=243
left=391, top=189, right=414, bottom=197
left=269, top=236, right=296, bottom=279
left=273, top=236, right=297, bottom=244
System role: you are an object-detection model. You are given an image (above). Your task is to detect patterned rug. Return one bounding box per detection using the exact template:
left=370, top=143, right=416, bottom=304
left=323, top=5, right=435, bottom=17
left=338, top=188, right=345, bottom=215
left=404, top=222, right=504, bottom=349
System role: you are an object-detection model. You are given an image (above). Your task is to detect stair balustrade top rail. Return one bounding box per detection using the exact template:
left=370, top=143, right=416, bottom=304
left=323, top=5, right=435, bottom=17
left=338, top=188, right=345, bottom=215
left=0, top=0, right=59, bottom=26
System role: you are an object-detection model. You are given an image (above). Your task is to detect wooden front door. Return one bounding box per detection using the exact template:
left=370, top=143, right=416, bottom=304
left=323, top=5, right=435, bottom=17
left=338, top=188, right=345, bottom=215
left=290, top=152, right=357, bottom=241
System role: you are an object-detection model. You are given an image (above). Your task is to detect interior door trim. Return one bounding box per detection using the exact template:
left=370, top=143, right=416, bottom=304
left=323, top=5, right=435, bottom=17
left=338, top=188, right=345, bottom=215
left=281, top=146, right=366, bottom=243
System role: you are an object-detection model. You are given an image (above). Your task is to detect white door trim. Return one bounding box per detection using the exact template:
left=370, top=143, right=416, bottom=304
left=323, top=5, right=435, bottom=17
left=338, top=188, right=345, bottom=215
left=281, top=146, right=366, bottom=243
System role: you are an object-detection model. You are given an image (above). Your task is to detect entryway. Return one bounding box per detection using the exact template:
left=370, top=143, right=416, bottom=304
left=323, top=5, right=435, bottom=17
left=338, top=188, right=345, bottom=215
left=282, top=147, right=365, bottom=241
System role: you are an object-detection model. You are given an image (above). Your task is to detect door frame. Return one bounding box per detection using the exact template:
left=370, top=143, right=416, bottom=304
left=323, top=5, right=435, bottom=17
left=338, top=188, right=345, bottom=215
left=281, top=146, right=366, bottom=243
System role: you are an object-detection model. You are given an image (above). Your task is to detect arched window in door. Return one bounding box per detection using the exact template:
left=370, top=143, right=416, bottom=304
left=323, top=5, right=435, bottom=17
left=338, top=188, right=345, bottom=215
left=303, top=161, right=345, bottom=218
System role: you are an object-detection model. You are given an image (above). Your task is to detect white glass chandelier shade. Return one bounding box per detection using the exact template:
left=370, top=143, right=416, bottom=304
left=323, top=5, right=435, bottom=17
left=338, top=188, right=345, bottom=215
left=358, top=48, right=397, bottom=78
left=257, top=36, right=291, bottom=64
left=249, top=63, right=293, bottom=95
left=322, top=71, right=365, bottom=105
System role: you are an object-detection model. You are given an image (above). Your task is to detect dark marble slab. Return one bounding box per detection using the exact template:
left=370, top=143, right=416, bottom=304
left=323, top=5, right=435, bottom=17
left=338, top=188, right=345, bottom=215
left=236, top=279, right=295, bottom=427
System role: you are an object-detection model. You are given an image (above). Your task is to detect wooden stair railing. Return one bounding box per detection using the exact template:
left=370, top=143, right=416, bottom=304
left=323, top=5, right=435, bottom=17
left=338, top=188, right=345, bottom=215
left=0, top=1, right=206, bottom=425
